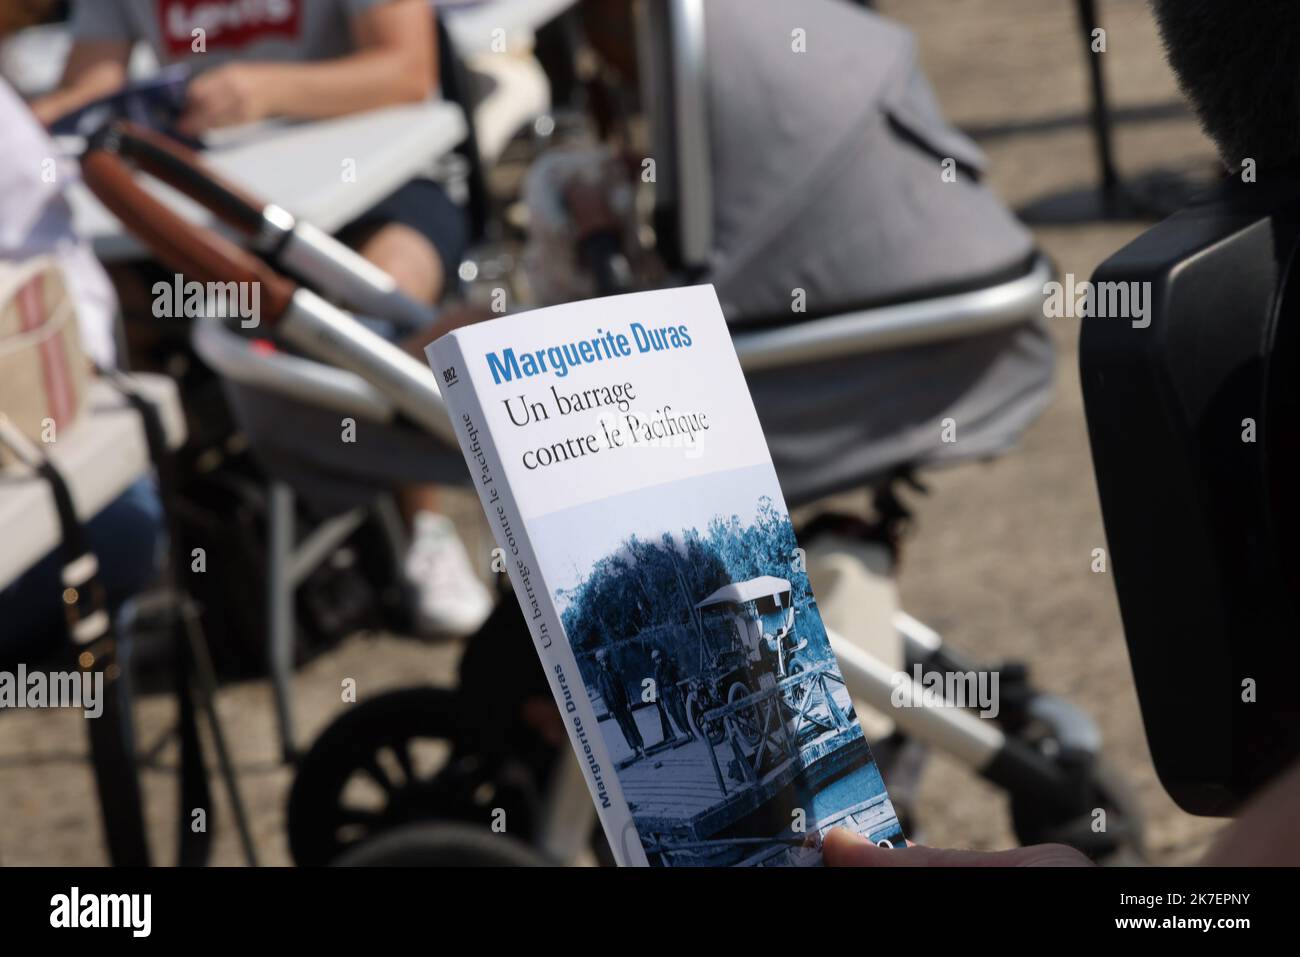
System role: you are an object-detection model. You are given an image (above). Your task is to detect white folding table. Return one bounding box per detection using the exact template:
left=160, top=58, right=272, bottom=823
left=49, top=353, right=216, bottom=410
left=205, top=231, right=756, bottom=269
left=0, top=374, right=185, bottom=591
left=67, top=100, right=468, bottom=262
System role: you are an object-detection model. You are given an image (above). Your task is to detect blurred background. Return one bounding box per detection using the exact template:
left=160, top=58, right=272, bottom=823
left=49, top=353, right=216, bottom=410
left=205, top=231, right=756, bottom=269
left=0, top=0, right=1228, bottom=865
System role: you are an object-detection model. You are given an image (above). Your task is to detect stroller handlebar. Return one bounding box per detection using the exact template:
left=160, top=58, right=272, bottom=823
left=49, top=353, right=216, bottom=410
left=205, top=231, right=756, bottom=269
left=80, top=121, right=459, bottom=445
left=83, top=121, right=439, bottom=333
left=81, top=123, right=297, bottom=324
left=97, top=122, right=268, bottom=237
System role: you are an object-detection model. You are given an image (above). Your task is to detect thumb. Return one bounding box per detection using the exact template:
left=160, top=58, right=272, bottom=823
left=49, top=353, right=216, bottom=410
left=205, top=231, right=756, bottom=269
left=822, top=828, right=1093, bottom=867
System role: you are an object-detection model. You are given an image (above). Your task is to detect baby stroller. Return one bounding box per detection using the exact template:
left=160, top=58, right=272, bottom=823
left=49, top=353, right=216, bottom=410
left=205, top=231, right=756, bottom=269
left=77, top=0, right=1141, bottom=866
left=532, top=0, right=1133, bottom=862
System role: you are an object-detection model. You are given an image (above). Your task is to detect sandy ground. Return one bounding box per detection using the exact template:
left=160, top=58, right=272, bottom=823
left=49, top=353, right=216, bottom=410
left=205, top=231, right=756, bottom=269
left=883, top=0, right=1225, bottom=863
left=0, top=0, right=1229, bottom=865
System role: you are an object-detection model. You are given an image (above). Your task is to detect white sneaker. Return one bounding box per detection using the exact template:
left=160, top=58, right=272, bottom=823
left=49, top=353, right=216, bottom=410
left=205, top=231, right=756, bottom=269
left=404, top=511, right=494, bottom=638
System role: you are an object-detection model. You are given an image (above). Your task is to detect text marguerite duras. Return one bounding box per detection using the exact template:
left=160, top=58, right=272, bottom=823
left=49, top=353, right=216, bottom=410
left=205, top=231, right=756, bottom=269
left=480, top=321, right=712, bottom=473
left=484, top=321, right=693, bottom=383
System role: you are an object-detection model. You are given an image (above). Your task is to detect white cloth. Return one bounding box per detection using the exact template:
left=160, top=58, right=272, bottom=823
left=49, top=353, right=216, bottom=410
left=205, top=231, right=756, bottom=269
left=0, top=79, right=118, bottom=368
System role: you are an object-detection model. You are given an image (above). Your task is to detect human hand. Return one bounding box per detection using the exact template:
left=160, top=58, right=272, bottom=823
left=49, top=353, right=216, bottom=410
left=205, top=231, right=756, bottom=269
left=178, top=64, right=274, bottom=135
left=823, top=828, right=1093, bottom=867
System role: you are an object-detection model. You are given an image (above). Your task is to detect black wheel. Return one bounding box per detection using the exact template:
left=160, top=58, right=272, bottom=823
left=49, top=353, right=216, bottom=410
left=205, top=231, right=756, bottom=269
left=1010, top=758, right=1146, bottom=864
left=287, top=687, right=540, bottom=866
left=686, top=690, right=725, bottom=746
left=727, top=681, right=762, bottom=748
left=333, top=822, right=548, bottom=867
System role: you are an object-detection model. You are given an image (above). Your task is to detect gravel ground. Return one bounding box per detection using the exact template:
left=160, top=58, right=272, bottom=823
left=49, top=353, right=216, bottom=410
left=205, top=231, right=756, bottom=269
left=884, top=0, right=1224, bottom=862
left=0, top=0, right=1228, bottom=866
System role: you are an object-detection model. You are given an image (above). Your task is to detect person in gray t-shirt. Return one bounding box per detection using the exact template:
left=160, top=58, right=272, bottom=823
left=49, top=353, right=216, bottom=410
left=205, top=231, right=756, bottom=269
left=37, top=2, right=433, bottom=140
left=28, top=0, right=496, bottom=641
left=32, top=0, right=457, bottom=303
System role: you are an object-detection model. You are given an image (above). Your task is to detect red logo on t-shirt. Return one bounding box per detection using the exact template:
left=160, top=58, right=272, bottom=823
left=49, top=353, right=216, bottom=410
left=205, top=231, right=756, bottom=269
left=156, top=0, right=302, bottom=57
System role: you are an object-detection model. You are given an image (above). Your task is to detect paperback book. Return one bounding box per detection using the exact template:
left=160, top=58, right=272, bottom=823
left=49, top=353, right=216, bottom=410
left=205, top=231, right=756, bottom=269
left=427, top=285, right=904, bottom=866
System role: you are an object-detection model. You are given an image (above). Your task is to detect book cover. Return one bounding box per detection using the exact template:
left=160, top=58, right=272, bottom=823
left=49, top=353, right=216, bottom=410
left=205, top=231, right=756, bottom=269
left=427, top=285, right=904, bottom=866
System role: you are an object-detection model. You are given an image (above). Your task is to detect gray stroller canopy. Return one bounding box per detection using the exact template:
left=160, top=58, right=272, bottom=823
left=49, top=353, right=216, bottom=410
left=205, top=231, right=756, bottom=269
left=636, top=0, right=1055, bottom=503
left=699, top=0, right=1036, bottom=323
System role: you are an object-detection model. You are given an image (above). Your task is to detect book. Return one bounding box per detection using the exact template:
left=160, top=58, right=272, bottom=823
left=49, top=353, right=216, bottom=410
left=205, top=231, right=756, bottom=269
left=427, top=285, right=904, bottom=866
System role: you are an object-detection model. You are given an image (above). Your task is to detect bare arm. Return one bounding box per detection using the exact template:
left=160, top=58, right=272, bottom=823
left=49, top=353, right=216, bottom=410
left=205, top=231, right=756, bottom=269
left=179, top=0, right=437, bottom=134
left=30, top=39, right=132, bottom=127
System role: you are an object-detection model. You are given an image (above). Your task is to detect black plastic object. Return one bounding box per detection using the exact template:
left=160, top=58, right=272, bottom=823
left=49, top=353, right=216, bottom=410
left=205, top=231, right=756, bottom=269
left=1081, top=175, right=1300, bottom=815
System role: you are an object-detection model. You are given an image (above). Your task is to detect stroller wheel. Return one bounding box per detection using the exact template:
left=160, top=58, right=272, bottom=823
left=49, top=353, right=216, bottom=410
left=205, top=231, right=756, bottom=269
left=686, top=690, right=725, bottom=746
left=287, top=687, right=540, bottom=866
left=332, top=821, right=547, bottom=867
left=1010, top=758, right=1147, bottom=864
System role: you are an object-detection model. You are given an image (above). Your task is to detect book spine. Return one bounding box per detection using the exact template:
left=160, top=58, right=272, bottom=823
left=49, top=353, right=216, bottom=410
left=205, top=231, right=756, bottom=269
left=426, top=334, right=643, bottom=866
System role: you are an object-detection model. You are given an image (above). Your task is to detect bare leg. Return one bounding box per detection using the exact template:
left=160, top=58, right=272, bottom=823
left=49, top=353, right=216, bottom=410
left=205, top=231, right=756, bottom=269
left=347, top=223, right=491, bottom=636
left=352, top=221, right=446, bottom=306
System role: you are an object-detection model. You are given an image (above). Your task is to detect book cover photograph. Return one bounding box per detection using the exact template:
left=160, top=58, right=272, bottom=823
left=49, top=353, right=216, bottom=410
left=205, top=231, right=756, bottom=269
left=428, top=285, right=905, bottom=866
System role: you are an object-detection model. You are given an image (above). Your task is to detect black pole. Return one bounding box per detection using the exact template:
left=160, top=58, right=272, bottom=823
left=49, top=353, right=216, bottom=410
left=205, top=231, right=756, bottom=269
left=1078, top=0, right=1121, bottom=196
